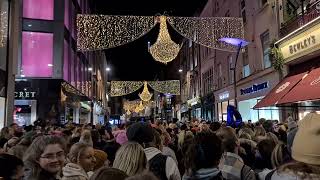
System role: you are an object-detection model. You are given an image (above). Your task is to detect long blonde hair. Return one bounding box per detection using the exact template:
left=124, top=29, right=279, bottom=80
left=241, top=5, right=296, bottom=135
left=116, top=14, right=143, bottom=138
left=113, top=142, right=146, bottom=176
left=68, top=142, right=91, bottom=164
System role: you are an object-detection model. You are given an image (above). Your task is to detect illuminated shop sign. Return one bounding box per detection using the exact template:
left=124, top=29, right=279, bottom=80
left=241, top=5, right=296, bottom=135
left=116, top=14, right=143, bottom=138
left=219, top=91, right=230, bottom=100
left=14, top=91, right=36, bottom=99
left=240, top=82, right=268, bottom=95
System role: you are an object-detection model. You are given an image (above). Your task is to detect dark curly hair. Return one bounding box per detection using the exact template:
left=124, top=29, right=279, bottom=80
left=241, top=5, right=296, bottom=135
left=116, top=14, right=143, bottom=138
left=184, top=131, right=222, bottom=176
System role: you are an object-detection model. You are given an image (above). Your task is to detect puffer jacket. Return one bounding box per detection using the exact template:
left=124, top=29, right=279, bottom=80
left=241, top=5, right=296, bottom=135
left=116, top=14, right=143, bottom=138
left=62, top=163, right=89, bottom=180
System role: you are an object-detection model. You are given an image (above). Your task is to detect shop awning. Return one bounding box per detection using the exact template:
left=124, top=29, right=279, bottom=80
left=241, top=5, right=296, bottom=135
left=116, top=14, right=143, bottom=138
left=254, top=72, right=308, bottom=109
left=278, top=67, right=320, bottom=104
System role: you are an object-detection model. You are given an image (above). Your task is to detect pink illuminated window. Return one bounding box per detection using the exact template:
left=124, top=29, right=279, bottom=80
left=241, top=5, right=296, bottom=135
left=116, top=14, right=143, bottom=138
left=22, top=32, right=53, bottom=77
left=63, top=40, right=70, bottom=81
left=70, top=50, right=75, bottom=84
left=23, top=0, right=54, bottom=20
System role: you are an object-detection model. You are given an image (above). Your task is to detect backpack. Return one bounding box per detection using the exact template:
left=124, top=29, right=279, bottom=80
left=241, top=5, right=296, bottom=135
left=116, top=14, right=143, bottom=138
left=149, top=153, right=168, bottom=180
left=241, top=164, right=255, bottom=180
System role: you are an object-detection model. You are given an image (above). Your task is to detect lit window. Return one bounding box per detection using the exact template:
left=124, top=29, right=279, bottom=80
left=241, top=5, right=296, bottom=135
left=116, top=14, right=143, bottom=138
left=23, top=0, right=54, bottom=20
left=261, top=31, right=271, bottom=69
left=22, top=32, right=53, bottom=77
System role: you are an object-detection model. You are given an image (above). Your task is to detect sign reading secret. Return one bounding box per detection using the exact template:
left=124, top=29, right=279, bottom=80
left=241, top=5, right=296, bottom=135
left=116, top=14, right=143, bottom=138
left=15, top=91, right=36, bottom=99
left=240, top=82, right=268, bottom=95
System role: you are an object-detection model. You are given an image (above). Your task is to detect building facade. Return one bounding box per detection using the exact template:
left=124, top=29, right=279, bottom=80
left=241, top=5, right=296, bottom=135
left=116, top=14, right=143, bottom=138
left=6, top=0, right=108, bottom=126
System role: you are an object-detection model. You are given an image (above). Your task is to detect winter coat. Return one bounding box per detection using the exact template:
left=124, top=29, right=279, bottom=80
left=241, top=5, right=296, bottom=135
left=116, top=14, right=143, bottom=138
left=62, top=163, right=89, bottom=180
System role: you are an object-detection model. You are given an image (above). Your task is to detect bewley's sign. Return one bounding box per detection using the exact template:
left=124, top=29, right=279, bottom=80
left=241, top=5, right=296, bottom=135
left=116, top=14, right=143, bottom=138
left=240, top=82, right=269, bottom=95
left=278, top=17, right=320, bottom=63
left=15, top=91, right=36, bottom=99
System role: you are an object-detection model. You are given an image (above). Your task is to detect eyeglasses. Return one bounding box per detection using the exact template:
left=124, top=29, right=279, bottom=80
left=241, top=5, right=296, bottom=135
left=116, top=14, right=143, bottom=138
left=40, top=151, right=65, bottom=160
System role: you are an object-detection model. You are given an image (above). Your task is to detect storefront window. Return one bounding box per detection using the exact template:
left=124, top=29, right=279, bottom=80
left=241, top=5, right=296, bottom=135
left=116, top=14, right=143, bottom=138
left=239, top=96, right=280, bottom=122
left=14, top=100, right=37, bottom=126
left=23, top=0, right=54, bottom=20
left=218, top=99, right=235, bottom=121
left=22, top=32, right=53, bottom=77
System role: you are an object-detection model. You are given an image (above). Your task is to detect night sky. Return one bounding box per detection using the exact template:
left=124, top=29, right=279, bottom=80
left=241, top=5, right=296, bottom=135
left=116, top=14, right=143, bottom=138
left=90, top=0, right=208, bottom=81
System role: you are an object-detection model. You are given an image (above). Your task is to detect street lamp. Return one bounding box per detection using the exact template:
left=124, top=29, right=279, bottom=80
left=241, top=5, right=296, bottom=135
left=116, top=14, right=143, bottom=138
left=106, top=67, right=111, bottom=72
left=219, top=37, right=249, bottom=109
left=178, top=69, right=183, bottom=73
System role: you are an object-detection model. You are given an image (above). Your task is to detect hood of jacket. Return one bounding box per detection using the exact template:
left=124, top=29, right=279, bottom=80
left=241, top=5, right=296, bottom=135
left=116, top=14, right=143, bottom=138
left=62, top=163, right=88, bottom=179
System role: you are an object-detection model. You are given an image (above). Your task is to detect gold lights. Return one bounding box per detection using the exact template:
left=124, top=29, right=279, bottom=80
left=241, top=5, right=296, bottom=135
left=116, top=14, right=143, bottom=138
left=139, top=81, right=153, bottom=102
left=110, top=81, right=143, bottom=97
left=77, top=15, right=156, bottom=51
left=77, top=14, right=244, bottom=53
left=0, top=11, right=8, bottom=48
left=111, top=81, right=180, bottom=97
left=167, top=16, right=244, bottom=51
left=148, top=80, right=180, bottom=95
left=149, top=16, right=181, bottom=64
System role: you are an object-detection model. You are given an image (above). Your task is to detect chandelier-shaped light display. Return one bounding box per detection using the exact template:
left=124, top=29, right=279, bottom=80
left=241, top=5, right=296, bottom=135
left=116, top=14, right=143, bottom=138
left=149, top=16, right=181, bottom=64
left=110, top=81, right=144, bottom=97
left=139, top=81, right=153, bottom=102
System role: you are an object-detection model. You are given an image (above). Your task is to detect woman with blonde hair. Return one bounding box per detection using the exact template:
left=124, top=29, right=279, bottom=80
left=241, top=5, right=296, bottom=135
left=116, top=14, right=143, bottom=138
left=113, top=142, right=147, bottom=176
left=62, top=143, right=96, bottom=180
left=23, top=135, right=66, bottom=180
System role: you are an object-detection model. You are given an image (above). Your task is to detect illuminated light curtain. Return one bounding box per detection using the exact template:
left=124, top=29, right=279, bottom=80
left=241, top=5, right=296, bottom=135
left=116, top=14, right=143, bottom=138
left=148, top=80, right=180, bottom=95
left=77, top=15, right=156, bottom=51
left=139, top=81, right=153, bottom=102
left=167, top=16, right=244, bottom=51
left=0, top=11, right=8, bottom=47
left=110, top=81, right=143, bottom=97
left=149, top=16, right=181, bottom=64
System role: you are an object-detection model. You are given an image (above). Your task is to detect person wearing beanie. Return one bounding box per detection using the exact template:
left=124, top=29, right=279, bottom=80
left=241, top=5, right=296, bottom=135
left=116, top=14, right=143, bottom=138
left=127, top=122, right=181, bottom=180
left=264, top=113, right=320, bottom=179
left=93, top=149, right=108, bottom=170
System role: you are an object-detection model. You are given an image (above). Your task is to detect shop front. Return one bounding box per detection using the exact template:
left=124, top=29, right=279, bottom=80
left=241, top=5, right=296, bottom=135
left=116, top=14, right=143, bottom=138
left=237, top=71, right=280, bottom=122
left=214, top=86, right=235, bottom=122
left=255, top=16, right=320, bottom=120
left=187, top=96, right=201, bottom=120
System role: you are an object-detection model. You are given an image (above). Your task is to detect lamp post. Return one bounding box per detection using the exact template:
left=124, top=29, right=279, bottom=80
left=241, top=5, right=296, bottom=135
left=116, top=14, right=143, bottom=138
left=219, top=38, right=249, bottom=109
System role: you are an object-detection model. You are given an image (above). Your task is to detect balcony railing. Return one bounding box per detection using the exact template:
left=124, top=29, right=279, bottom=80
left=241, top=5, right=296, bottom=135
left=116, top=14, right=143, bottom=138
left=280, top=2, right=320, bottom=38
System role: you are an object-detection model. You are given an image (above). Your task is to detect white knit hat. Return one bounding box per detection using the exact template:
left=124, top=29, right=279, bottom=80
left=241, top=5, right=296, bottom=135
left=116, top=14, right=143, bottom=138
left=292, top=113, right=320, bottom=165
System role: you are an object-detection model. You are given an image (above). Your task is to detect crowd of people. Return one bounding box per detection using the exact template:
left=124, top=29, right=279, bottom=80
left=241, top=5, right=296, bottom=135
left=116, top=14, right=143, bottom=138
left=0, top=112, right=320, bottom=180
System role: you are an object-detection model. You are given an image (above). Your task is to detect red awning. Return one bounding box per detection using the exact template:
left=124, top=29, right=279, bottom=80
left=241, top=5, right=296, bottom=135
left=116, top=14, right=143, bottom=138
left=278, top=67, right=320, bottom=104
left=254, top=72, right=308, bottom=109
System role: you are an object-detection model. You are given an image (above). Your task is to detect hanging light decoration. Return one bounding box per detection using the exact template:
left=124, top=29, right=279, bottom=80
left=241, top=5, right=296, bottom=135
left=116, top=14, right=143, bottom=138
left=139, top=81, right=153, bottom=102
left=149, top=16, right=181, bottom=64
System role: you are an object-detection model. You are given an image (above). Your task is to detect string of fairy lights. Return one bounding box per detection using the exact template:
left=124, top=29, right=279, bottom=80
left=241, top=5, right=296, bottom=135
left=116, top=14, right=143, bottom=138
left=0, top=11, right=8, bottom=48
left=77, top=14, right=244, bottom=63
left=77, top=15, right=156, bottom=51
left=110, top=80, right=180, bottom=100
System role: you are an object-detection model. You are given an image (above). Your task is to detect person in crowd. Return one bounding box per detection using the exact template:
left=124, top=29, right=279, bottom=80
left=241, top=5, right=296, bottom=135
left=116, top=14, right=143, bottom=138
left=254, top=139, right=276, bottom=172
left=125, top=170, right=159, bottom=180
left=286, top=118, right=298, bottom=154
left=216, top=127, right=256, bottom=180
left=8, top=131, right=35, bottom=159
left=113, top=142, right=147, bottom=176
left=23, top=135, right=66, bottom=180
left=112, top=124, right=128, bottom=145
left=93, top=149, right=108, bottom=170
left=254, top=126, right=266, bottom=142
left=102, top=140, right=120, bottom=166
left=238, top=138, right=256, bottom=169
left=79, top=130, right=93, bottom=147
left=0, top=153, right=24, bottom=180
left=90, top=130, right=105, bottom=150
left=266, top=132, right=279, bottom=145
left=89, top=167, right=128, bottom=180
left=271, top=143, right=291, bottom=169
left=209, top=122, right=221, bottom=132
left=267, top=113, right=320, bottom=179
left=183, top=131, right=223, bottom=180
left=0, top=127, right=11, bottom=141
left=62, top=143, right=96, bottom=180
left=127, top=122, right=181, bottom=180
